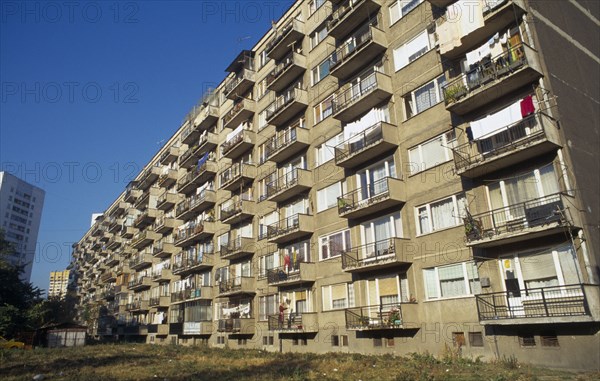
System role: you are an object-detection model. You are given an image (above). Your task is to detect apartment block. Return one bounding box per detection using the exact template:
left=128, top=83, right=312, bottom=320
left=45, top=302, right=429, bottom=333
left=71, top=0, right=600, bottom=370
left=0, top=171, right=45, bottom=282
left=49, top=270, right=71, bottom=299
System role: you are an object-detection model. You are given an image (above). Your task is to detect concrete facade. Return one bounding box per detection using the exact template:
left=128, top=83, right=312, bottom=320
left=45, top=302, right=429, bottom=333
left=71, top=0, right=599, bottom=370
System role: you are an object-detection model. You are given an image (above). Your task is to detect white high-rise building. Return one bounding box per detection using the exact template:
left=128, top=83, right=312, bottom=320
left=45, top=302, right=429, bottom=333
left=0, top=171, right=45, bottom=281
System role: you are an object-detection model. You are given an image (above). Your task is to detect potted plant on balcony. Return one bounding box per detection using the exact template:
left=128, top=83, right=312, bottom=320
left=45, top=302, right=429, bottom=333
left=388, top=308, right=401, bottom=326
left=463, top=214, right=482, bottom=241
left=444, top=83, right=467, bottom=104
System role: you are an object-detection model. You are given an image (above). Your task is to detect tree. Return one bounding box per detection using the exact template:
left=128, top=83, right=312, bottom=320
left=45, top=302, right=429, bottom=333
left=0, top=230, right=43, bottom=337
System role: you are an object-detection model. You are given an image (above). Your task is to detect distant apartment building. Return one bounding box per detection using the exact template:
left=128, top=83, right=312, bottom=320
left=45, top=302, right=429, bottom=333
left=71, top=0, right=599, bottom=370
left=0, top=171, right=45, bottom=281
left=49, top=270, right=71, bottom=299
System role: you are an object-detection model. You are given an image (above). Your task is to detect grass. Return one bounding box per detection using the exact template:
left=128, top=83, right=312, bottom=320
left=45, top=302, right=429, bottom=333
left=0, top=343, right=598, bottom=381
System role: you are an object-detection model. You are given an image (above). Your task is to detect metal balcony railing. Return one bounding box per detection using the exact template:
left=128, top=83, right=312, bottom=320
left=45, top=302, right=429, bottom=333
left=264, top=121, right=305, bottom=160
left=266, top=86, right=304, bottom=120
left=267, top=313, right=307, bottom=331
left=337, top=176, right=399, bottom=214
left=332, top=71, right=382, bottom=114
left=171, top=251, right=214, bottom=274
left=476, top=284, right=592, bottom=321
left=464, top=193, right=571, bottom=242
left=329, top=24, right=374, bottom=69
left=265, top=168, right=307, bottom=198
left=266, top=213, right=306, bottom=239
left=334, top=122, right=386, bottom=162
left=341, top=238, right=401, bottom=269
left=345, top=302, right=404, bottom=329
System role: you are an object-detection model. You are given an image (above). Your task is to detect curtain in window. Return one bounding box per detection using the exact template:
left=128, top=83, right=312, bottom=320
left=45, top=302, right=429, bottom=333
left=371, top=165, right=388, bottom=196
left=421, top=136, right=446, bottom=170
left=520, top=251, right=559, bottom=289
left=423, top=268, right=438, bottom=299
left=415, top=82, right=436, bottom=113
left=439, top=264, right=466, bottom=297
left=557, top=245, right=581, bottom=285
left=539, top=164, right=559, bottom=197
left=466, top=262, right=481, bottom=294
left=418, top=206, right=431, bottom=234
left=431, top=198, right=455, bottom=230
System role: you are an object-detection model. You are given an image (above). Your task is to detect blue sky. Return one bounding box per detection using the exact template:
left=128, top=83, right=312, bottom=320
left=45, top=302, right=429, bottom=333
left=0, top=0, right=294, bottom=294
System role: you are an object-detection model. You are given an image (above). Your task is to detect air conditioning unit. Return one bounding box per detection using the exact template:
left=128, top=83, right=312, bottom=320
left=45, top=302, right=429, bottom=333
left=480, top=277, right=491, bottom=288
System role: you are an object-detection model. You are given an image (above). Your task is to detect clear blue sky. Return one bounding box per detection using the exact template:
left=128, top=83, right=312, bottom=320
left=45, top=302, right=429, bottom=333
left=0, top=0, right=294, bottom=294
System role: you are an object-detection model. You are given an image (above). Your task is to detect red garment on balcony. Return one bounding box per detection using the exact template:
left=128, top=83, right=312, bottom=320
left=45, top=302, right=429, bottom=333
left=520, top=95, right=535, bottom=117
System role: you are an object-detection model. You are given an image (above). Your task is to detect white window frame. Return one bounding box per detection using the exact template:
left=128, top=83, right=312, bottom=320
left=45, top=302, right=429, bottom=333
left=311, top=58, right=332, bottom=86
left=309, top=0, right=327, bottom=15
left=389, top=0, right=424, bottom=25
left=314, top=94, right=334, bottom=124
left=393, top=29, right=436, bottom=71
left=321, top=283, right=355, bottom=311
left=423, top=262, right=480, bottom=300
left=408, top=130, right=456, bottom=175
left=415, top=193, right=466, bottom=236
left=319, top=229, right=351, bottom=261
left=316, top=181, right=344, bottom=212
left=404, top=75, right=446, bottom=119
left=310, top=23, right=328, bottom=50
left=315, top=131, right=344, bottom=166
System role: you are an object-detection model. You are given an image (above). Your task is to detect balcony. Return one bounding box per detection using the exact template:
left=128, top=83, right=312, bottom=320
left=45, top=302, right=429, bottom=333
left=427, top=0, right=455, bottom=7
left=217, top=318, right=255, bottom=334
left=138, top=166, right=161, bottom=190
left=464, top=193, right=579, bottom=248
left=266, top=262, right=316, bottom=286
left=174, top=222, right=216, bottom=247
left=219, top=163, right=256, bottom=192
left=453, top=112, right=561, bottom=178
left=265, top=122, right=310, bottom=163
left=157, top=168, right=178, bottom=188
left=120, top=225, right=137, bottom=239
left=268, top=312, right=319, bottom=333
left=152, top=239, right=176, bottom=258
left=147, top=324, right=170, bottom=335
left=126, top=300, right=150, bottom=312
left=180, top=122, right=200, bottom=146
left=346, top=302, right=416, bottom=330
left=220, top=199, right=255, bottom=225
left=180, top=132, right=218, bottom=169
left=334, top=122, right=398, bottom=168
left=194, top=105, right=219, bottom=130
left=221, top=129, right=256, bottom=160
left=439, top=0, right=526, bottom=59
left=123, top=185, right=141, bottom=203
left=172, top=253, right=214, bottom=276
left=177, top=160, right=218, bottom=195
left=266, top=18, right=304, bottom=60
left=127, top=277, right=152, bottom=291
left=341, top=238, right=411, bottom=272
left=171, top=287, right=214, bottom=304
left=106, top=235, right=122, bottom=250
left=105, top=253, right=120, bottom=267
left=129, top=253, right=153, bottom=271
left=338, top=177, right=405, bottom=219
left=108, top=218, right=122, bottom=233
left=443, top=43, right=543, bottom=115
left=134, top=209, right=158, bottom=229
left=223, top=99, right=256, bottom=129
left=220, top=237, right=255, bottom=261
left=265, top=169, right=311, bottom=203
left=330, top=25, right=387, bottom=80
left=224, top=69, right=256, bottom=100
left=149, top=296, right=171, bottom=308
left=153, top=216, right=179, bottom=234
left=156, top=191, right=179, bottom=211
left=332, top=72, right=392, bottom=122
left=131, top=230, right=160, bottom=249
left=151, top=268, right=172, bottom=283
left=328, top=0, right=383, bottom=40
left=476, top=284, right=600, bottom=325
left=218, top=276, right=256, bottom=297
left=266, top=214, right=313, bottom=244
left=133, top=190, right=150, bottom=210
left=100, top=271, right=116, bottom=283
left=176, top=189, right=216, bottom=221
left=266, top=87, right=308, bottom=126
left=159, top=145, right=179, bottom=165
left=266, top=52, right=307, bottom=92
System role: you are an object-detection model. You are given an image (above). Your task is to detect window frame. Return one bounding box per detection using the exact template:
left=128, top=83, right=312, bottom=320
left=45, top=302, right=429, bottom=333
left=408, top=130, right=456, bottom=175
left=415, top=193, right=465, bottom=236
left=389, top=0, right=424, bottom=26
left=403, top=75, right=446, bottom=119
left=319, top=229, right=351, bottom=261
left=423, top=261, right=481, bottom=300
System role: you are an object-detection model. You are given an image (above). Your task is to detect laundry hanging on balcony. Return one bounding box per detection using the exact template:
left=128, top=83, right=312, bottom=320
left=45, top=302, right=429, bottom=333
left=469, top=98, right=523, bottom=139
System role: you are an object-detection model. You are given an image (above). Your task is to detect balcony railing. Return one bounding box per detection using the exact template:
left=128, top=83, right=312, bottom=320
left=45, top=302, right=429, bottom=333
left=334, top=122, right=397, bottom=167
left=337, top=176, right=403, bottom=217
left=265, top=86, right=307, bottom=125
left=171, top=251, right=214, bottom=275
left=220, top=198, right=253, bottom=223
left=464, top=193, right=572, bottom=244
left=266, top=213, right=312, bottom=242
left=221, top=129, right=255, bottom=159
left=224, top=69, right=255, bottom=98
left=219, top=162, right=255, bottom=191
left=267, top=312, right=317, bottom=332
left=264, top=121, right=308, bottom=162
left=452, top=112, right=559, bottom=177
left=476, top=284, right=595, bottom=322
left=332, top=72, right=391, bottom=120
left=177, top=160, right=217, bottom=194
left=345, top=302, right=405, bottom=330
left=217, top=318, right=254, bottom=333
left=442, top=43, right=542, bottom=114
left=218, top=276, right=255, bottom=295
left=341, top=238, right=410, bottom=271
left=266, top=261, right=315, bottom=286
left=266, top=52, right=306, bottom=91
left=174, top=222, right=214, bottom=246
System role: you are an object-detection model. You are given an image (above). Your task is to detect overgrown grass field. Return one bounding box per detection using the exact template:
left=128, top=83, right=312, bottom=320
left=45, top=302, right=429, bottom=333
left=1, top=344, right=598, bottom=381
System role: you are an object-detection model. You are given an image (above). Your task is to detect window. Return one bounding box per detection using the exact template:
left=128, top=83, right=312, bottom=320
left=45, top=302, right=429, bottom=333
left=469, top=332, right=484, bottom=347
left=423, top=262, right=481, bottom=300
left=540, top=332, right=559, bottom=347
left=310, top=23, right=328, bottom=49
left=373, top=337, right=382, bottom=347
left=355, top=157, right=396, bottom=201
left=312, top=58, right=332, bottom=85
left=315, top=132, right=344, bottom=166
left=319, top=229, right=351, bottom=260
left=314, top=95, right=333, bottom=124
left=386, top=337, right=395, bottom=347
left=217, top=336, right=226, bottom=345
left=257, top=50, right=271, bottom=70
left=389, top=0, right=423, bottom=24
left=408, top=131, right=456, bottom=174
left=263, top=335, right=274, bottom=346
left=256, top=79, right=269, bottom=101
left=393, top=29, right=436, bottom=71
left=322, top=283, right=354, bottom=310
left=404, top=75, right=446, bottom=118
left=519, top=334, right=536, bottom=347
left=416, top=193, right=466, bottom=235
left=259, top=295, right=279, bottom=321
left=317, top=182, right=344, bottom=212
left=257, top=109, right=268, bottom=130
left=259, top=251, right=279, bottom=277
left=309, top=0, right=326, bottom=15
left=332, top=335, right=348, bottom=347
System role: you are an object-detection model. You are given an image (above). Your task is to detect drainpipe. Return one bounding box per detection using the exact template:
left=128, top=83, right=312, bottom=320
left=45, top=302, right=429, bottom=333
left=579, top=230, right=598, bottom=284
